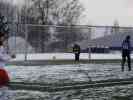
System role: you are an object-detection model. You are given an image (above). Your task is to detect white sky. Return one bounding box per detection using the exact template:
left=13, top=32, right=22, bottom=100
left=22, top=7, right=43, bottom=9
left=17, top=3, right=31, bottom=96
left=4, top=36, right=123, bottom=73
left=12, top=0, right=133, bottom=26
left=79, top=0, right=133, bottom=26
left=12, top=0, right=24, bottom=5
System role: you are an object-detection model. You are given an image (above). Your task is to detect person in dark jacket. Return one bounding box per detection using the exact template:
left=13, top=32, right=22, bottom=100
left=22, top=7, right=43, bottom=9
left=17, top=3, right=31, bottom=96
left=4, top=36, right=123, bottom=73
left=73, top=44, right=80, bottom=61
left=121, top=35, right=131, bottom=71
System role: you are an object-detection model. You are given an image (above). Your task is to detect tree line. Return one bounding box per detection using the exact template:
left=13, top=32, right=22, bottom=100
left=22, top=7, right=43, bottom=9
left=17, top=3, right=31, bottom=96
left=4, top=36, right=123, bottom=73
left=0, top=0, right=85, bottom=52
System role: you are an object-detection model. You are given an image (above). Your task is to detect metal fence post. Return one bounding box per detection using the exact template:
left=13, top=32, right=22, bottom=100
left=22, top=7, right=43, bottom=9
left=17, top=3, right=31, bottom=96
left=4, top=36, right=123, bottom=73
left=24, top=24, right=28, bottom=61
left=88, top=27, right=91, bottom=60
left=14, top=22, right=17, bottom=55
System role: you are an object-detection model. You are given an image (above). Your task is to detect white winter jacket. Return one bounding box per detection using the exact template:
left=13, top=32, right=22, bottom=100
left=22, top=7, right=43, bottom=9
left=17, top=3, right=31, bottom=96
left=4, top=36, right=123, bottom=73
left=0, top=46, right=10, bottom=68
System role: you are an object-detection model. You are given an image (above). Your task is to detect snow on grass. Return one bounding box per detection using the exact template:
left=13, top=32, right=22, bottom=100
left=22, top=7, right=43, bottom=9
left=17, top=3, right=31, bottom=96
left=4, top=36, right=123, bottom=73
left=5, top=64, right=133, bottom=83
left=10, top=53, right=127, bottom=61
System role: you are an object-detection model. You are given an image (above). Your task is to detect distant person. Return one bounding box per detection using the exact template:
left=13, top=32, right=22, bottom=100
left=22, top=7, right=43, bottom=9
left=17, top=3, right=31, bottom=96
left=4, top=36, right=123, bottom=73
left=73, top=44, right=81, bottom=61
left=0, top=33, right=13, bottom=100
left=121, top=35, right=131, bottom=71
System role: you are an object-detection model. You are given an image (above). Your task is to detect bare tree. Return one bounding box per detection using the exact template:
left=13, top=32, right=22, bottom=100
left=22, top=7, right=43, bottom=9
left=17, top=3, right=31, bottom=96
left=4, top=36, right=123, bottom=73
left=19, top=0, right=84, bottom=52
left=50, top=0, right=84, bottom=50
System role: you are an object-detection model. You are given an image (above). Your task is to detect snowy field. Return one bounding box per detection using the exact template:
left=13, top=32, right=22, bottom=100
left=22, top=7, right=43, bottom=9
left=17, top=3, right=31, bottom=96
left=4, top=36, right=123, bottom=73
left=4, top=63, right=133, bottom=100
left=10, top=53, right=126, bottom=61
left=6, top=64, right=133, bottom=83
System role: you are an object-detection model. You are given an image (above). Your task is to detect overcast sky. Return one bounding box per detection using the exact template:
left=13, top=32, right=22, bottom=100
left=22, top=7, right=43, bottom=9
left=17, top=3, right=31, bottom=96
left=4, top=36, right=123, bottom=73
left=13, top=0, right=133, bottom=26
left=79, top=0, right=133, bottom=26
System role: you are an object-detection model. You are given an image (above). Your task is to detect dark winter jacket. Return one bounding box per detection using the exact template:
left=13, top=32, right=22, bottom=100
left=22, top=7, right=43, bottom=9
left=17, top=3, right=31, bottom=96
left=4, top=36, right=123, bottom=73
left=73, top=44, right=80, bottom=54
left=122, top=39, right=131, bottom=51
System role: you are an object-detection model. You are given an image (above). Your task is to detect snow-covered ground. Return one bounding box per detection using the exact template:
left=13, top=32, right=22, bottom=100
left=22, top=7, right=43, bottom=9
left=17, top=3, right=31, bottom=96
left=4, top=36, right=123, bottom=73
left=1, top=52, right=133, bottom=99
left=6, top=64, right=133, bottom=83
left=11, top=53, right=127, bottom=61
left=9, top=84, right=133, bottom=100
left=4, top=63, right=133, bottom=99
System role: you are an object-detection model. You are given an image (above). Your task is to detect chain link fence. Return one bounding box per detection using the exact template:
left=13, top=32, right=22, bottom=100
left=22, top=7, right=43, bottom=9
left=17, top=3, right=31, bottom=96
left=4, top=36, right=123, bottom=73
left=7, top=23, right=133, bottom=60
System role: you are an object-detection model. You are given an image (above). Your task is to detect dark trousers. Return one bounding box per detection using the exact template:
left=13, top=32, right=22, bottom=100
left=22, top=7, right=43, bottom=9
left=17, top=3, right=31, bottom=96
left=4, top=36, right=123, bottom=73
left=121, top=50, right=131, bottom=71
left=75, top=53, right=80, bottom=61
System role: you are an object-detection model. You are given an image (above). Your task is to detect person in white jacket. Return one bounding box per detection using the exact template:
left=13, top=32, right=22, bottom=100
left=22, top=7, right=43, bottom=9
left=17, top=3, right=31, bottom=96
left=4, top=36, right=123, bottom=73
left=0, top=33, right=14, bottom=100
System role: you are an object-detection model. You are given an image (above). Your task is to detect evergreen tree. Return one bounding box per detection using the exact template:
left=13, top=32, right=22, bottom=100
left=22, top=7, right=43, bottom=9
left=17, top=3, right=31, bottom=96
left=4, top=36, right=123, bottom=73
left=0, top=13, right=9, bottom=38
